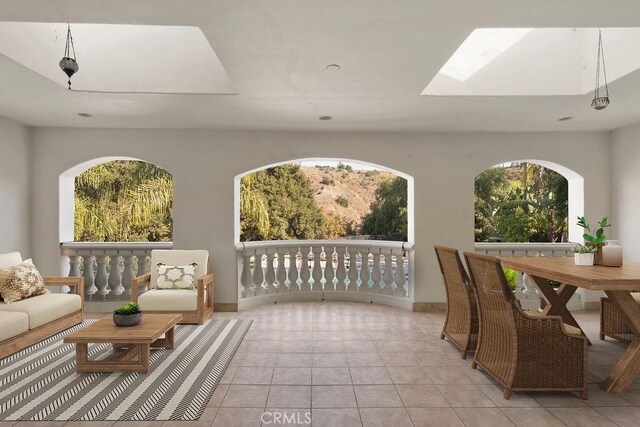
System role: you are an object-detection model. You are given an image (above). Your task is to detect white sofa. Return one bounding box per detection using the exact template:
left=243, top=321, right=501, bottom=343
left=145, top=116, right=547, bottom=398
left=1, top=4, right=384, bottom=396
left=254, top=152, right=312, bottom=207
left=0, top=252, right=84, bottom=358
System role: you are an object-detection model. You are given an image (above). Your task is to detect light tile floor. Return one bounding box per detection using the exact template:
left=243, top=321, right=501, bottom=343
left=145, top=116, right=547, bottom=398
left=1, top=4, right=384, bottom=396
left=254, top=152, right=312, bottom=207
left=3, top=302, right=640, bottom=426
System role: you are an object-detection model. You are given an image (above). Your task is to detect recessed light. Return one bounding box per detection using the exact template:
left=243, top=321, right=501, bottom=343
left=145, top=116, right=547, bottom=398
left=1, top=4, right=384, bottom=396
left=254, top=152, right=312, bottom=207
left=326, top=64, right=341, bottom=72
left=319, top=116, right=332, bottom=121
left=558, top=116, right=574, bottom=121
left=77, top=112, right=92, bottom=118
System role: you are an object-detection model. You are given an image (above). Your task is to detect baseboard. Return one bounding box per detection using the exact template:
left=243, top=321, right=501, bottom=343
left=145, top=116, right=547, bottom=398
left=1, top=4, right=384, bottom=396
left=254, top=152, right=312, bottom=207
left=214, top=303, right=238, bottom=312
left=413, top=302, right=446, bottom=312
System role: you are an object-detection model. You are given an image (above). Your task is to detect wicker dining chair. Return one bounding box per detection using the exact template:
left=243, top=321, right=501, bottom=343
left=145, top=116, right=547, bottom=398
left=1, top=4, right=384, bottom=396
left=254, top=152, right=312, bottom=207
left=434, top=245, right=478, bottom=359
left=600, top=294, right=640, bottom=344
left=463, top=252, right=588, bottom=400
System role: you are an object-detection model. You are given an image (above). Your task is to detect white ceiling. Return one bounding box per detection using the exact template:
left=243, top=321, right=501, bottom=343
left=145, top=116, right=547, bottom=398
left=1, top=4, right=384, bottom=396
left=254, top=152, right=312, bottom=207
left=0, top=22, right=235, bottom=94
left=1, top=1, right=640, bottom=132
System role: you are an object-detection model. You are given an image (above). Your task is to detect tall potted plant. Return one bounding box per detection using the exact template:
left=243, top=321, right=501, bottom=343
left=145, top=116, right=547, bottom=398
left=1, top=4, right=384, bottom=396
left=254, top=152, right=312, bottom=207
left=576, top=216, right=610, bottom=265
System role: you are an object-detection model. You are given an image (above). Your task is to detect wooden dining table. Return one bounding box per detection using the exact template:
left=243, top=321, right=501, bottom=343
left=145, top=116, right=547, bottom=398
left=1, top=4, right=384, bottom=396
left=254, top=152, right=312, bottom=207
left=500, top=256, right=640, bottom=393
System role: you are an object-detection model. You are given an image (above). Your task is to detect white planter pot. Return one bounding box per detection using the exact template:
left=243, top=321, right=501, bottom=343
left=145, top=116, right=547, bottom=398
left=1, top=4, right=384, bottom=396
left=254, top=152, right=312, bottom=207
left=574, top=253, right=594, bottom=266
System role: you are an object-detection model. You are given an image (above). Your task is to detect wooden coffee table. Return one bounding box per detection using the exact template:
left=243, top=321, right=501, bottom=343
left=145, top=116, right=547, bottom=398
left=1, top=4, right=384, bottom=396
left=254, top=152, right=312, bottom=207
left=64, top=313, right=183, bottom=373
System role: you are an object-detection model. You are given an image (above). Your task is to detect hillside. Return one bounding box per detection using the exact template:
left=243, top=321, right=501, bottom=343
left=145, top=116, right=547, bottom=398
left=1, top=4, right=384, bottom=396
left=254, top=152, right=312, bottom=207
left=301, top=166, right=395, bottom=230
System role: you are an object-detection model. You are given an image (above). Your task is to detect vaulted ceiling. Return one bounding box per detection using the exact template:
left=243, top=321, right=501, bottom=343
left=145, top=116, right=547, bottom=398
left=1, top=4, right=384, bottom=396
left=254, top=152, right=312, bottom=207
left=1, top=1, right=640, bottom=131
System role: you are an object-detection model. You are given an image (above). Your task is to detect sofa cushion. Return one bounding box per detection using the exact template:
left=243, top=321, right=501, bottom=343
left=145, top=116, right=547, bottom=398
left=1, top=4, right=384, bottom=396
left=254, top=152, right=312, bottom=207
left=0, top=311, right=29, bottom=342
left=0, top=259, right=47, bottom=304
left=138, top=289, right=197, bottom=311
left=0, top=293, right=82, bottom=329
left=0, top=252, right=22, bottom=269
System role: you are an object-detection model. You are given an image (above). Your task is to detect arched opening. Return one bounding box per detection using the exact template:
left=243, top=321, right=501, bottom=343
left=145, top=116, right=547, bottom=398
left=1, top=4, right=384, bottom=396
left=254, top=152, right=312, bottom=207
left=233, top=158, right=415, bottom=310
left=474, top=160, right=584, bottom=243
left=59, top=157, right=173, bottom=243
left=235, top=158, right=414, bottom=244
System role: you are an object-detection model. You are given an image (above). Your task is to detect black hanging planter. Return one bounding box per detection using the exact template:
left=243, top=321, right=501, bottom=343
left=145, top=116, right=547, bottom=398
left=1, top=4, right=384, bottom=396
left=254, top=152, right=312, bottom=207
left=59, top=24, right=79, bottom=89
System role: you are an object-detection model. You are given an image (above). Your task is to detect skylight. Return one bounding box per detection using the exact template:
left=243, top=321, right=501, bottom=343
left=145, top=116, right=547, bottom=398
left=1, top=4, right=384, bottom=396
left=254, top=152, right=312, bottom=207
left=0, top=22, right=236, bottom=94
left=438, top=28, right=533, bottom=81
left=423, top=27, right=640, bottom=96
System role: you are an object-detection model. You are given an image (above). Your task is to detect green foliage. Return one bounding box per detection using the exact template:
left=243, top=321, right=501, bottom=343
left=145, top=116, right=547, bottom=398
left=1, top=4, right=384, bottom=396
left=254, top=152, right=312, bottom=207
left=240, top=164, right=325, bottom=241
left=475, top=163, right=568, bottom=243
left=570, top=243, right=598, bottom=254
left=114, top=301, right=140, bottom=315
left=577, top=216, right=610, bottom=244
left=320, top=176, right=334, bottom=185
left=503, top=268, right=518, bottom=290
left=74, top=161, right=173, bottom=242
left=335, top=196, right=349, bottom=208
left=361, top=177, right=408, bottom=240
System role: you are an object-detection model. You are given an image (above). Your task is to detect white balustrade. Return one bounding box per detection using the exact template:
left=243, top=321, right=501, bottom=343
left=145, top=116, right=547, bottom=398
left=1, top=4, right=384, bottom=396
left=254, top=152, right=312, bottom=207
left=60, top=242, right=173, bottom=301
left=235, top=240, right=414, bottom=301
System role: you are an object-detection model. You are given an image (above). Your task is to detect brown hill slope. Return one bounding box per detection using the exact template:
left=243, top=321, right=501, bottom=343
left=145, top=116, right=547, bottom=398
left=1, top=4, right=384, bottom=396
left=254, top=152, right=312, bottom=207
left=301, top=166, right=395, bottom=230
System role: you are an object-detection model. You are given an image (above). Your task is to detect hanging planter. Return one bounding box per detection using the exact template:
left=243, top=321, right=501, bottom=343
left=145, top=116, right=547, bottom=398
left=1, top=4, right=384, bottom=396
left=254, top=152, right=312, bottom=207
left=59, top=24, right=79, bottom=90
left=591, top=29, right=610, bottom=110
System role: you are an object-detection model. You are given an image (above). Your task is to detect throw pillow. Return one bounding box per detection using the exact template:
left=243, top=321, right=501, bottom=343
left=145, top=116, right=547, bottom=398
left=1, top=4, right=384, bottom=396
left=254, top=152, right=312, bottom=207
left=156, top=262, right=198, bottom=290
left=0, top=259, right=47, bottom=304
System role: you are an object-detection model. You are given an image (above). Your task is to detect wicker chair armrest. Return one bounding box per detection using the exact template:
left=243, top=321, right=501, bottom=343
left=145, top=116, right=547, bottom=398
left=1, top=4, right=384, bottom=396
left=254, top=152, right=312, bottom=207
left=515, top=307, right=587, bottom=343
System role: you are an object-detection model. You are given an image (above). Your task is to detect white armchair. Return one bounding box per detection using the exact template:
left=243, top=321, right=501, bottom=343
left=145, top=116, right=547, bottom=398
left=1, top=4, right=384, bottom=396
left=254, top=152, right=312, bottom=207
left=132, top=250, right=214, bottom=325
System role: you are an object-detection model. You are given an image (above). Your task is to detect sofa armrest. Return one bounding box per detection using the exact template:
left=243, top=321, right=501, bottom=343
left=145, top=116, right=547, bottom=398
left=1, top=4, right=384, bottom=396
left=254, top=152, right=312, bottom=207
left=197, top=273, right=214, bottom=310
left=131, top=273, right=152, bottom=302
left=43, top=276, right=84, bottom=305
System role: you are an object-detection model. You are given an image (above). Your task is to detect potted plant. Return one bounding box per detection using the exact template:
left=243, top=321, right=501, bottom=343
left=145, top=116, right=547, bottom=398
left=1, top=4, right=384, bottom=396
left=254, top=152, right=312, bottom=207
left=113, top=301, right=142, bottom=327
left=576, top=216, right=610, bottom=265
left=570, top=243, right=598, bottom=266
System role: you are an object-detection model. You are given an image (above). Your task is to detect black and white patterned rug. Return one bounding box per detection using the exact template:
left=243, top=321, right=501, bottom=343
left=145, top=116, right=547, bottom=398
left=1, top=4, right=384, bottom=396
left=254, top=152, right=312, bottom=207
left=0, top=318, right=251, bottom=421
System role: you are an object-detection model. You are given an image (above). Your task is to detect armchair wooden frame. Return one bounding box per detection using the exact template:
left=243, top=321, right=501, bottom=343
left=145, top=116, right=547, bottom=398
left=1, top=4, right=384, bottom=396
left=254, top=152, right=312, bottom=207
left=0, top=276, right=84, bottom=359
left=131, top=272, right=214, bottom=325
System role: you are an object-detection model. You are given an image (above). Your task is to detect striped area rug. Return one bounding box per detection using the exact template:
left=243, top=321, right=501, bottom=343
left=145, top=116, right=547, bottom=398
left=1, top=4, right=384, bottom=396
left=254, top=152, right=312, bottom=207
left=0, top=318, right=251, bottom=421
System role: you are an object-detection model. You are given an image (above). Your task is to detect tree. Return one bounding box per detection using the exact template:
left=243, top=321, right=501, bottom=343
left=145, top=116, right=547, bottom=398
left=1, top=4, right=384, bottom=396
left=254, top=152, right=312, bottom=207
left=240, top=164, right=325, bottom=241
left=74, top=161, right=173, bottom=242
left=361, top=177, right=408, bottom=240
left=474, top=163, right=568, bottom=243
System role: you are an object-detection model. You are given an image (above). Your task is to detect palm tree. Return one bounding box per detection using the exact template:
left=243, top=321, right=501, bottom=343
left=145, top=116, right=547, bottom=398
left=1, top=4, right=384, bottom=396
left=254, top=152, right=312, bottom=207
left=74, top=161, right=173, bottom=242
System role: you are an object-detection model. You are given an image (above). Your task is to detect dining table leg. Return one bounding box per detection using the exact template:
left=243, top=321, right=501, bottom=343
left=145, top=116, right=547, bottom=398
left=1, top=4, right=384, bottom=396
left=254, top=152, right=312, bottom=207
left=529, top=275, right=591, bottom=344
left=601, top=290, right=640, bottom=393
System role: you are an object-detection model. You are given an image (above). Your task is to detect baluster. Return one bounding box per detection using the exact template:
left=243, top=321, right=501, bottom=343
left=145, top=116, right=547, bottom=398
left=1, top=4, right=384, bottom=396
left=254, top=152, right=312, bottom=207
left=95, top=255, right=109, bottom=296
left=335, top=247, right=347, bottom=291
left=265, top=249, right=276, bottom=293
left=240, top=251, right=254, bottom=298
left=324, top=246, right=336, bottom=291
left=372, top=250, right=383, bottom=292
left=252, top=251, right=265, bottom=293
left=68, top=255, right=81, bottom=277
left=311, top=246, right=323, bottom=291
left=347, top=247, right=359, bottom=291
left=138, top=253, right=150, bottom=275
left=276, top=248, right=287, bottom=291
left=288, top=249, right=301, bottom=291
left=110, top=254, right=124, bottom=295
left=299, top=246, right=311, bottom=291
left=122, top=254, right=135, bottom=295
left=360, top=248, right=371, bottom=289
left=394, top=250, right=407, bottom=297
left=83, top=254, right=97, bottom=297
left=382, top=251, right=394, bottom=293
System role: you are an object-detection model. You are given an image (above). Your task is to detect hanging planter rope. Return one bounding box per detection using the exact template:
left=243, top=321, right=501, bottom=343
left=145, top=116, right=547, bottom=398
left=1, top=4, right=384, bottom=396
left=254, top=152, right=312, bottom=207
left=591, top=28, right=610, bottom=110
left=59, top=24, right=79, bottom=90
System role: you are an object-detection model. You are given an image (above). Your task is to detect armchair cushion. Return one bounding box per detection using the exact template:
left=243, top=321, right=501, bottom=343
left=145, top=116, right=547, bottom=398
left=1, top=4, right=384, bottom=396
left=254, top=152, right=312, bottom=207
left=138, top=289, right=197, bottom=311
left=156, top=263, right=198, bottom=290
left=150, top=250, right=209, bottom=289
left=0, top=252, right=22, bottom=269
left=0, top=293, right=82, bottom=329
left=0, top=259, right=47, bottom=304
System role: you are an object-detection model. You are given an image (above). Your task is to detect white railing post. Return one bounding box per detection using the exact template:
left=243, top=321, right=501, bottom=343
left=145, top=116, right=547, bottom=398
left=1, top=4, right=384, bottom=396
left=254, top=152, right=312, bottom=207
left=394, top=250, right=407, bottom=297
left=95, top=254, right=109, bottom=296
left=276, top=248, right=287, bottom=291
left=311, top=246, right=323, bottom=291
left=360, top=248, right=371, bottom=290
left=109, top=254, right=124, bottom=295
left=299, top=246, right=311, bottom=292
left=382, top=250, right=394, bottom=294
left=265, top=248, right=276, bottom=293
left=336, top=247, right=348, bottom=291
left=83, top=254, right=97, bottom=297
left=324, top=246, right=336, bottom=291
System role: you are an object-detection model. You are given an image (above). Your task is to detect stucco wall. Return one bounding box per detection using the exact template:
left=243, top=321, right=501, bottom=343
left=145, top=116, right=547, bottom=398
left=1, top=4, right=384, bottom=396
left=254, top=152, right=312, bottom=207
left=0, top=117, right=31, bottom=256
left=29, top=128, right=612, bottom=306
left=612, top=123, right=640, bottom=261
